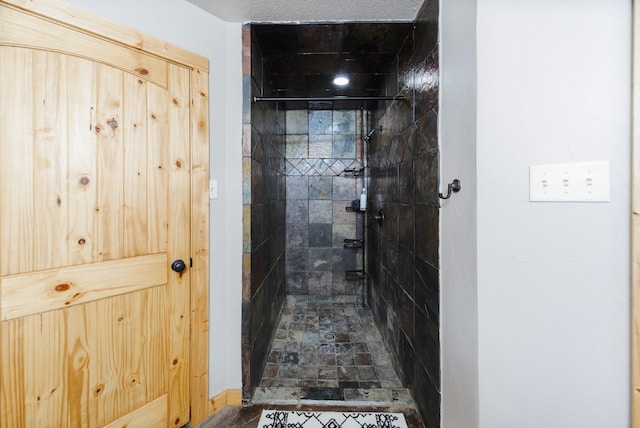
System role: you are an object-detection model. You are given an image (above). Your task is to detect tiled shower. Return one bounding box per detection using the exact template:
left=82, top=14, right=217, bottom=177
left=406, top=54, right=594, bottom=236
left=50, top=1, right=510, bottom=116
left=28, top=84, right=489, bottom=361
left=242, top=1, right=440, bottom=426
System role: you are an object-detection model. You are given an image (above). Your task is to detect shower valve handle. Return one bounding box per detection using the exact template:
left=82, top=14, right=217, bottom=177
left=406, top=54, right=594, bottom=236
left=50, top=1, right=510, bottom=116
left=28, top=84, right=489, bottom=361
left=373, top=209, right=384, bottom=226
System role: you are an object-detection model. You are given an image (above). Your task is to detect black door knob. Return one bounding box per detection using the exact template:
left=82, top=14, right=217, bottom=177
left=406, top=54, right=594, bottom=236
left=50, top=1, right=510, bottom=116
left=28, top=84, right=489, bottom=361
left=171, top=259, right=186, bottom=273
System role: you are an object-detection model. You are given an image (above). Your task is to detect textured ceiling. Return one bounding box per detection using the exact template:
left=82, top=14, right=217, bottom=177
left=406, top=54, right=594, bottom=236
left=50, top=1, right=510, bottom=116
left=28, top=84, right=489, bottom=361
left=185, top=0, right=423, bottom=23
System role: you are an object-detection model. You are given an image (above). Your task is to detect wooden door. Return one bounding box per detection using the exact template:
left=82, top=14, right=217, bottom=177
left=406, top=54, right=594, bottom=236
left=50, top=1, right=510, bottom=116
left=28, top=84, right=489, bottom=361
left=0, top=1, right=210, bottom=426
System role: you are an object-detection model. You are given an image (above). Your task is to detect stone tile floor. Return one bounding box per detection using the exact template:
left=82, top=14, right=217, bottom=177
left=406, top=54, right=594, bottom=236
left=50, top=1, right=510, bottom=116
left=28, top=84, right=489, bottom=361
left=252, top=295, right=412, bottom=406
left=192, top=295, right=426, bottom=427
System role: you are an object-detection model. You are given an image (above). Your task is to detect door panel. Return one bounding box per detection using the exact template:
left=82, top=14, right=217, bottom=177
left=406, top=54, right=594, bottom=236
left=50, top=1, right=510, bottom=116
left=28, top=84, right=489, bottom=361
left=80, top=288, right=167, bottom=426
left=147, top=83, right=170, bottom=256
left=0, top=6, right=193, bottom=425
left=67, top=54, right=99, bottom=267
left=123, top=73, right=149, bottom=258
left=1, top=310, right=67, bottom=427
left=0, top=47, right=35, bottom=276
left=1, top=287, right=168, bottom=427
left=95, top=63, right=125, bottom=263
left=0, top=49, right=175, bottom=274
left=34, top=50, right=68, bottom=272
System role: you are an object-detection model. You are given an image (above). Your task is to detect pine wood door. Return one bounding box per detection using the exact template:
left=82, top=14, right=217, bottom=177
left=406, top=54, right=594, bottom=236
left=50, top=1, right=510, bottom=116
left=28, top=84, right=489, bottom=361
left=0, top=2, right=209, bottom=426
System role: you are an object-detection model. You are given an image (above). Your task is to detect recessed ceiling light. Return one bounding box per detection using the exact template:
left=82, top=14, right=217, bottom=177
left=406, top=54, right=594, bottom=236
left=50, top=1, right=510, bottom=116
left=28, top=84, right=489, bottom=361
left=333, top=75, right=349, bottom=86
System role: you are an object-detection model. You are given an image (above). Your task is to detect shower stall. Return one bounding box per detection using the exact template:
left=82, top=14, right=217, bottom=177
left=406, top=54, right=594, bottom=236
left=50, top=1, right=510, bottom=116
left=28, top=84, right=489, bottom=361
left=241, top=4, right=440, bottom=426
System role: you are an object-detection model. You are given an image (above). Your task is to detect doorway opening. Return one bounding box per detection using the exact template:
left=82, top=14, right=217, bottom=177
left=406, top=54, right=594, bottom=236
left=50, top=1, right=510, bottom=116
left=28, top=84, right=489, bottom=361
left=241, top=8, right=440, bottom=426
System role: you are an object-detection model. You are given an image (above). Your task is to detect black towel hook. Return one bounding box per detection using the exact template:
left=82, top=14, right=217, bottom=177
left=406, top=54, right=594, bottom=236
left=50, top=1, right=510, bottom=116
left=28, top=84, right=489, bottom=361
left=438, top=179, right=461, bottom=200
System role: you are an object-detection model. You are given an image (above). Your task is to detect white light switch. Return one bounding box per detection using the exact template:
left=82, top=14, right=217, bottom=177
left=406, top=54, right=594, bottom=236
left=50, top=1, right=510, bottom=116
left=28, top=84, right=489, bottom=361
left=529, top=161, right=610, bottom=202
left=209, top=179, right=218, bottom=199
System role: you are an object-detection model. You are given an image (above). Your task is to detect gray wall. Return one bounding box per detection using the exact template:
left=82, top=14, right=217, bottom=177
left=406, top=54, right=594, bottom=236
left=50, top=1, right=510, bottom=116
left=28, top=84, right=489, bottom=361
left=475, top=1, right=630, bottom=427
left=439, top=0, right=479, bottom=426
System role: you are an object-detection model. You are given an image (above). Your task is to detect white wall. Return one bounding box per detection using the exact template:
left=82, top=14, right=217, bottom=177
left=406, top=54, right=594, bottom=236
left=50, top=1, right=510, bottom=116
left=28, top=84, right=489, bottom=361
left=439, top=0, right=479, bottom=427
left=476, top=1, right=630, bottom=427
left=66, top=0, right=244, bottom=397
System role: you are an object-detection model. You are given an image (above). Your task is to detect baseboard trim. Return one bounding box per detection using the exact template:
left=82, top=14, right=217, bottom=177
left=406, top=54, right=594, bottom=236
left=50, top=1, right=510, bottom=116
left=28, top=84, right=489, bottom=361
left=209, top=389, right=243, bottom=414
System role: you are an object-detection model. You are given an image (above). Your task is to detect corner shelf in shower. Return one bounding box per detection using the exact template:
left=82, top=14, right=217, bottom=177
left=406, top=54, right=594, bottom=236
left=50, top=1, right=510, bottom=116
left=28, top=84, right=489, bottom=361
left=343, top=239, right=364, bottom=249
left=345, top=206, right=366, bottom=213
left=345, top=270, right=368, bottom=281
left=340, top=167, right=364, bottom=177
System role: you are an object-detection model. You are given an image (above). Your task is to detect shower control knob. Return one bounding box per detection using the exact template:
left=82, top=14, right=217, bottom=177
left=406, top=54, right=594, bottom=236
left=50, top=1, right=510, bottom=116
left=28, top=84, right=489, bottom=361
left=374, top=209, right=385, bottom=226
left=171, top=259, right=186, bottom=273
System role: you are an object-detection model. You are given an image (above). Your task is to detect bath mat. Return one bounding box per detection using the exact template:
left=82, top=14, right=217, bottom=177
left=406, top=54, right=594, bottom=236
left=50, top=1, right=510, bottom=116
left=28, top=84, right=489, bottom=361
left=257, top=410, right=408, bottom=428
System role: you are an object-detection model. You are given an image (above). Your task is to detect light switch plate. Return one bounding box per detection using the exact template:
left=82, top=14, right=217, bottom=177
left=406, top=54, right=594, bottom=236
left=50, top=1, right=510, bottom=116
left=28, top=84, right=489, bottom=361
left=209, top=179, right=218, bottom=199
left=529, top=161, right=610, bottom=202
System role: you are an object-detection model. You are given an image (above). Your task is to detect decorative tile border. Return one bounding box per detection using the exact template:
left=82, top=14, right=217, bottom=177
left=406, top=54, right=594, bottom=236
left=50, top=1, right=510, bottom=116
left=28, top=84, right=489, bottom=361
left=286, top=159, right=364, bottom=177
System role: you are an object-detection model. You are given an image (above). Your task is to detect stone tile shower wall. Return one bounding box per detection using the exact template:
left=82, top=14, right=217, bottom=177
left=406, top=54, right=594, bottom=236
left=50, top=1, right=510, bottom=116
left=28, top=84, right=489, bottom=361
left=285, top=109, right=365, bottom=298
left=367, top=1, right=440, bottom=427
left=242, top=26, right=287, bottom=399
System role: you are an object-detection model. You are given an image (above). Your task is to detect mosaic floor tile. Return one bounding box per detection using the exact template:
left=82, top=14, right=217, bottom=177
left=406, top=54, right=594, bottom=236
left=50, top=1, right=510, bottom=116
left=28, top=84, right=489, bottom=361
left=257, top=295, right=412, bottom=405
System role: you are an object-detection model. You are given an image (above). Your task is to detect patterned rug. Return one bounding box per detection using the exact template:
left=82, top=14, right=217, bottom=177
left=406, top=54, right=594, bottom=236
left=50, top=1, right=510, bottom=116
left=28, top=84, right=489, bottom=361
left=257, top=410, right=408, bottom=428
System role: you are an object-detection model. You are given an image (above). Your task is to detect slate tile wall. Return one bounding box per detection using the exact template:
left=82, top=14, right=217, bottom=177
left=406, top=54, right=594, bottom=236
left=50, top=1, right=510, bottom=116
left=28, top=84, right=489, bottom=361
left=242, top=25, right=287, bottom=399
left=284, top=109, right=365, bottom=298
left=366, top=1, right=441, bottom=426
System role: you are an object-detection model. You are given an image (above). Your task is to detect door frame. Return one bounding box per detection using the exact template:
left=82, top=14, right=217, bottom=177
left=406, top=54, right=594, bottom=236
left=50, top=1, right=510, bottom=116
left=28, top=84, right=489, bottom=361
left=0, top=0, right=211, bottom=424
left=633, top=0, right=640, bottom=424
